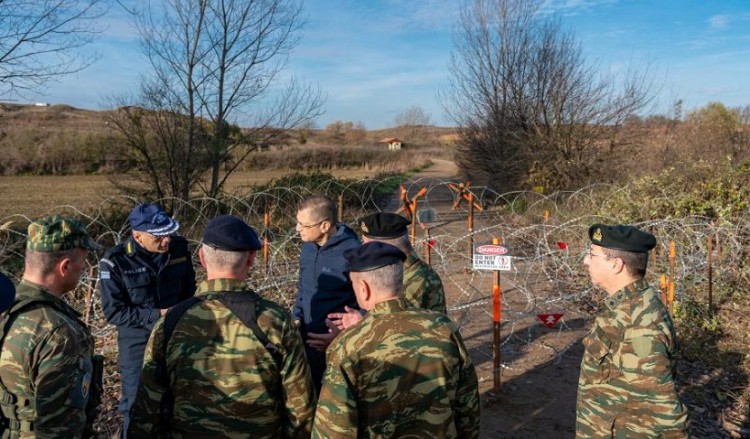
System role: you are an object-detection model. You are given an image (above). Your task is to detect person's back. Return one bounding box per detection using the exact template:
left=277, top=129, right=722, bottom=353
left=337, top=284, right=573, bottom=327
left=359, top=212, right=447, bottom=314
left=0, top=282, right=95, bottom=438
left=402, top=250, right=447, bottom=313
left=316, top=298, right=478, bottom=438
left=0, top=216, right=101, bottom=439
left=129, top=215, right=314, bottom=439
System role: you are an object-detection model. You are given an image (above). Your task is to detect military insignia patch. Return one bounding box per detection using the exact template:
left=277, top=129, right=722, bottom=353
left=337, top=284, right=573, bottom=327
left=593, top=228, right=602, bottom=242
left=168, top=256, right=187, bottom=265
left=81, top=371, right=91, bottom=399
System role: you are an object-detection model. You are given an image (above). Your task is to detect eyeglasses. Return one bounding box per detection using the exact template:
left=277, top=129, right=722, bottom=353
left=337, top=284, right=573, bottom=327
left=137, top=231, right=171, bottom=242
left=296, top=220, right=325, bottom=229
left=586, top=251, right=609, bottom=259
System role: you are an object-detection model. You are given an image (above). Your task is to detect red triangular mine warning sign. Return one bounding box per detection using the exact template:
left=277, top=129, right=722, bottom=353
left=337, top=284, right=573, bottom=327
left=537, top=313, right=564, bottom=328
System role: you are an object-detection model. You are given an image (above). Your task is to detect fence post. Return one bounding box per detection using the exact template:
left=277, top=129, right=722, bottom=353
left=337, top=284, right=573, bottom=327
left=668, top=240, right=676, bottom=311
left=708, top=234, right=713, bottom=315
left=337, top=194, right=344, bottom=223
left=716, top=229, right=722, bottom=272
left=492, top=237, right=502, bottom=393
left=669, top=240, right=677, bottom=312
left=424, top=227, right=431, bottom=265
left=468, top=192, right=474, bottom=266
left=84, top=266, right=95, bottom=325
left=263, top=211, right=270, bottom=272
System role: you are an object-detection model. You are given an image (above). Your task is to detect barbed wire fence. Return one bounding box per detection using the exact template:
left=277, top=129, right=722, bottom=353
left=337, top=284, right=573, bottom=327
left=1, top=176, right=745, bottom=432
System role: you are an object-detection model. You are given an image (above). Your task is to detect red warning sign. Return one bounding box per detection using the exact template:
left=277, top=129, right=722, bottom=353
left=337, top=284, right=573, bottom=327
left=537, top=313, right=564, bottom=328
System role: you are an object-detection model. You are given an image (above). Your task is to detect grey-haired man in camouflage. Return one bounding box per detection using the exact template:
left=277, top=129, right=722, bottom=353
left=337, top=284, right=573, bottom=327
left=129, top=215, right=315, bottom=438
left=313, top=241, right=479, bottom=438
left=0, top=216, right=101, bottom=438
left=328, top=212, right=447, bottom=331
left=577, top=224, right=688, bottom=437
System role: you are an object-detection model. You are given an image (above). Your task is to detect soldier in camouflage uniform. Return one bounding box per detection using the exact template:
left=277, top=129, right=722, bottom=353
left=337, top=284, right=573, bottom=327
left=577, top=224, right=688, bottom=437
left=0, top=216, right=101, bottom=438
left=128, top=215, right=315, bottom=438
left=328, top=213, right=447, bottom=331
left=313, top=242, right=480, bottom=438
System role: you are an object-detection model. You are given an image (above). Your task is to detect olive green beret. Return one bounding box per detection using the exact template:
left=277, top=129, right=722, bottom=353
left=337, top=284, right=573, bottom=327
left=588, top=224, right=656, bottom=253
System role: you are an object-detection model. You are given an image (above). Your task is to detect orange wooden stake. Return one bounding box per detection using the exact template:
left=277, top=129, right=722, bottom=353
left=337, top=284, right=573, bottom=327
left=263, top=212, right=270, bottom=271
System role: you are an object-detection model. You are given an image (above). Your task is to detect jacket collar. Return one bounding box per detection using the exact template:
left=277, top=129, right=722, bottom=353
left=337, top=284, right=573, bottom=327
left=196, top=278, right=249, bottom=296
left=16, top=279, right=81, bottom=319
left=368, top=297, right=409, bottom=316
left=604, top=278, right=650, bottom=311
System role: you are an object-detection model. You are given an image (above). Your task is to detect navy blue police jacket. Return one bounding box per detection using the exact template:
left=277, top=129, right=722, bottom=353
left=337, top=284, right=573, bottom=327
left=99, top=236, right=196, bottom=348
left=293, top=223, right=361, bottom=336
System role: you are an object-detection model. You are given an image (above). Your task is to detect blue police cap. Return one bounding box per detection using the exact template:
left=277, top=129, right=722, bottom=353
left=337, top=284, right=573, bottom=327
left=203, top=215, right=261, bottom=251
left=0, top=272, right=16, bottom=312
left=589, top=223, right=656, bottom=253
left=344, top=241, right=406, bottom=273
left=128, top=204, right=179, bottom=236
left=360, top=212, right=410, bottom=239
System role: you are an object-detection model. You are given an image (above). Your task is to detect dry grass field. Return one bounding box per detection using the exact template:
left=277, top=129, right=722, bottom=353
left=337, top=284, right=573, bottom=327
left=0, top=168, right=380, bottom=219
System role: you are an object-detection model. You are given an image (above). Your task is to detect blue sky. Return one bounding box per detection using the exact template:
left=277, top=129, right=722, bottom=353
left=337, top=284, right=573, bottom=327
left=12, top=0, right=750, bottom=129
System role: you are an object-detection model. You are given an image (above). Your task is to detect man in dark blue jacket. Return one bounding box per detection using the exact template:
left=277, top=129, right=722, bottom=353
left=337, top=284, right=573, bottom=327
left=99, top=203, right=196, bottom=436
left=293, top=195, right=361, bottom=391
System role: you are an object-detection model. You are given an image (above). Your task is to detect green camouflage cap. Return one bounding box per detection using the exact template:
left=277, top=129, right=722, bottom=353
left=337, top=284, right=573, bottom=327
left=27, top=216, right=100, bottom=252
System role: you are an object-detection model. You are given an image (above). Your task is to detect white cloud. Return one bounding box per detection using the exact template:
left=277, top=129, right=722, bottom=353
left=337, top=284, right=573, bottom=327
left=708, top=14, right=730, bottom=29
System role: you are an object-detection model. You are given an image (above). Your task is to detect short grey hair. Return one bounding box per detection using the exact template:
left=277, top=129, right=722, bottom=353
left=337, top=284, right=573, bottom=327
left=201, top=244, right=250, bottom=271
left=372, top=233, right=412, bottom=253
left=358, top=261, right=403, bottom=295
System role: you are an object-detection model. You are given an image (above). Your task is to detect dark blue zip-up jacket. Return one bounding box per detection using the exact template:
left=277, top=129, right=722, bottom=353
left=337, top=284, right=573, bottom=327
left=293, top=224, right=361, bottom=336
left=99, top=236, right=196, bottom=357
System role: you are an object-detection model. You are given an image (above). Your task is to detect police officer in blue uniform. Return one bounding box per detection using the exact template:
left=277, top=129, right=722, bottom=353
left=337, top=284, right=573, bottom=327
left=99, top=204, right=197, bottom=436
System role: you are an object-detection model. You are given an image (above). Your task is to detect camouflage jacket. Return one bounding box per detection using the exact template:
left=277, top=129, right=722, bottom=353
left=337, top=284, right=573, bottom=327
left=576, top=279, right=688, bottom=438
left=128, top=278, right=315, bottom=439
left=0, top=280, right=95, bottom=438
left=313, top=298, right=480, bottom=439
left=403, top=251, right=447, bottom=314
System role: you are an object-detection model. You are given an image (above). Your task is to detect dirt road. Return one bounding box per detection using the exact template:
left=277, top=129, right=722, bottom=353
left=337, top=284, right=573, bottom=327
left=403, top=159, right=588, bottom=438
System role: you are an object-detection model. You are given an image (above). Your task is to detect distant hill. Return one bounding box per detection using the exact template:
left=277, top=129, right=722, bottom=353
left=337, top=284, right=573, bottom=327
left=0, top=103, right=459, bottom=175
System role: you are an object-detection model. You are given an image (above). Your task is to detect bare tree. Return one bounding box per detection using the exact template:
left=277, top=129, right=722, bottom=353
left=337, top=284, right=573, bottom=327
left=394, top=105, right=431, bottom=143
left=395, top=105, right=432, bottom=127
left=110, top=0, right=324, bottom=201
left=0, top=0, right=105, bottom=94
left=441, top=0, right=654, bottom=191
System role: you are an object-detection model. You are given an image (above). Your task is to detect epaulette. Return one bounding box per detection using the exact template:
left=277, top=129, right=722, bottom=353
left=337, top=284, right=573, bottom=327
left=125, top=240, right=137, bottom=257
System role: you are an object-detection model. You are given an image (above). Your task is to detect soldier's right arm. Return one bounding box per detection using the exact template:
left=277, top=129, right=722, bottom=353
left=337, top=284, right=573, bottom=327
left=279, top=318, right=316, bottom=438
left=127, top=320, right=167, bottom=438
left=32, top=326, right=90, bottom=437
left=99, top=257, right=160, bottom=328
